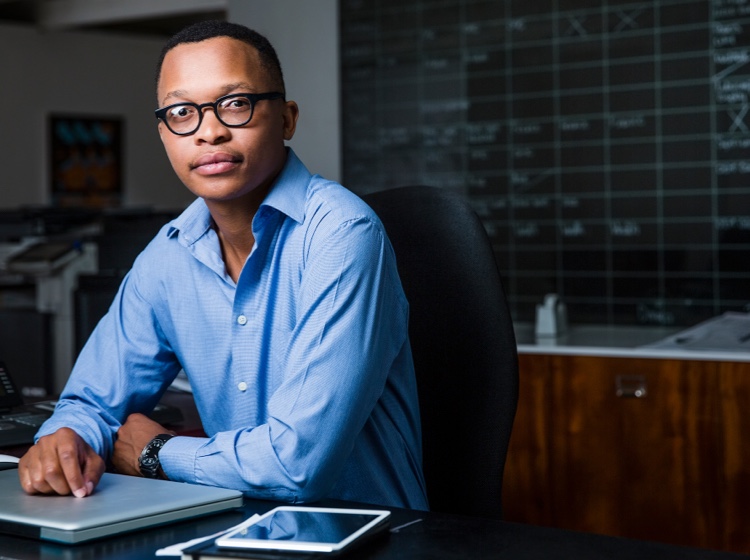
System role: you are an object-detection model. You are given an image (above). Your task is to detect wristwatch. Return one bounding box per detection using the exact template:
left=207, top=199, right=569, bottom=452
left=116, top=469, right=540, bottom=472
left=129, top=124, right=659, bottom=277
left=138, top=434, right=174, bottom=479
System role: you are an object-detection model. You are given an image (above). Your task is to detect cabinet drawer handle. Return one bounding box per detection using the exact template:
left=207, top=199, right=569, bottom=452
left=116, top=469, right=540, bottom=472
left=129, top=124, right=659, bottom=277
left=615, top=375, right=647, bottom=398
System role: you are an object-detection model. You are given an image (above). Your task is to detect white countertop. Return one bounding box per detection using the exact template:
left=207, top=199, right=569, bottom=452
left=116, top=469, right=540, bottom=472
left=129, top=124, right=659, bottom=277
left=514, top=322, right=750, bottom=362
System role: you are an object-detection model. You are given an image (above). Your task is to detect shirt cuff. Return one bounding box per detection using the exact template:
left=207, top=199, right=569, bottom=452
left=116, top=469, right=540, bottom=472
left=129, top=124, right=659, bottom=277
left=158, top=435, right=204, bottom=483
left=35, top=415, right=109, bottom=458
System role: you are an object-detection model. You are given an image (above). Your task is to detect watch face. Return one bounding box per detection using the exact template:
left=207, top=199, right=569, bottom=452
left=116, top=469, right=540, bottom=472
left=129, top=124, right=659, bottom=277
left=139, top=434, right=173, bottom=478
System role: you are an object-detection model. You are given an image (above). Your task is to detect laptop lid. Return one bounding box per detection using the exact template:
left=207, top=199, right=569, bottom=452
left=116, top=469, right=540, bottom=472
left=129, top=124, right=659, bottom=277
left=0, top=470, right=243, bottom=544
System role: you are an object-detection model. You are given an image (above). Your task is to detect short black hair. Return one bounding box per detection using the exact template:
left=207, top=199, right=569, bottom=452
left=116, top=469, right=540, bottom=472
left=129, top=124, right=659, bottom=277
left=155, top=20, right=285, bottom=97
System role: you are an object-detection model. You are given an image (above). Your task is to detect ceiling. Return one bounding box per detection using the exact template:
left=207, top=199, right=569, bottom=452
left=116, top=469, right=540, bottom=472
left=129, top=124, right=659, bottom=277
left=0, top=0, right=227, bottom=37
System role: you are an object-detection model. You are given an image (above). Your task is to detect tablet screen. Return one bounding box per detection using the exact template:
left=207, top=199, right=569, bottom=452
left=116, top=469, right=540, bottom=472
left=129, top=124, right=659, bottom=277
left=216, top=506, right=391, bottom=553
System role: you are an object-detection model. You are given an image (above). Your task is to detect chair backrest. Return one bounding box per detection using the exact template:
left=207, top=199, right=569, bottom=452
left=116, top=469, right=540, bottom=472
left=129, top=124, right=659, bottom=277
left=363, top=185, right=519, bottom=519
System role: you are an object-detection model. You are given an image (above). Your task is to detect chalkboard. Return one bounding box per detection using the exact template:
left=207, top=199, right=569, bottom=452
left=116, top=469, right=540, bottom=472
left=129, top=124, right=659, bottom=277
left=341, top=0, right=750, bottom=326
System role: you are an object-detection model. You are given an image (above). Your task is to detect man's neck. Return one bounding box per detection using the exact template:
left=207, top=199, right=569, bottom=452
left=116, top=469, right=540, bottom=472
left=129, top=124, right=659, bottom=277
left=215, top=225, right=253, bottom=284
left=207, top=190, right=266, bottom=283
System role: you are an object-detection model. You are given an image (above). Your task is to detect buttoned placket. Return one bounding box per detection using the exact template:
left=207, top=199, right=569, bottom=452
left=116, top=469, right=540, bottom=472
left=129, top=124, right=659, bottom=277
left=233, top=276, right=252, bottom=393
left=230, top=206, right=273, bottom=396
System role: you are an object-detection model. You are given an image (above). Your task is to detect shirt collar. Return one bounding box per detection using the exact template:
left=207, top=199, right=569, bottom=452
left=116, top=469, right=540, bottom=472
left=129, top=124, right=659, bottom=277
left=259, top=148, right=310, bottom=225
left=166, top=148, right=311, bottom=245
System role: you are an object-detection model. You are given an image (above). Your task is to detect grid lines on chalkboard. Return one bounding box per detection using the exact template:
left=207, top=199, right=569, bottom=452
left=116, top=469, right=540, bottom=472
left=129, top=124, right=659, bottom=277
left=341, top=0, right=750, bottom=326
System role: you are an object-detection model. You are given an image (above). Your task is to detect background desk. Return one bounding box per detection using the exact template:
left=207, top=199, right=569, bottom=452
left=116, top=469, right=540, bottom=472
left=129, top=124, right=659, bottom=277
left=506, top=323, right=750, bottom=554
left=1, top=497, right=749, bottom=560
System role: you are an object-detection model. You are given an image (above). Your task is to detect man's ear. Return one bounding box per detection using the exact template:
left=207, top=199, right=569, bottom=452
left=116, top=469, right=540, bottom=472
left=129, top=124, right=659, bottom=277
left=282, top=100, right=299, bottom=141
left=157, top=121, right=168, bottom=145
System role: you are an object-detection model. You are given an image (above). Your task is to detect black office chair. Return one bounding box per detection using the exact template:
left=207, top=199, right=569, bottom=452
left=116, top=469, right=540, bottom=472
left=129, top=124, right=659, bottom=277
left=363, top=185, right=519, bottom=519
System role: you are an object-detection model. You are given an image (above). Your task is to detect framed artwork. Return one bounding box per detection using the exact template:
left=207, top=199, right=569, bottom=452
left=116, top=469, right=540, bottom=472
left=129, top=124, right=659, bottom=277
left=49, top=114, right=123, bottom=208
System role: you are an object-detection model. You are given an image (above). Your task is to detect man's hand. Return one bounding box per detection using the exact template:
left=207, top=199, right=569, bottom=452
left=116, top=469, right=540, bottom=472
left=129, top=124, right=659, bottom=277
left=113, top=413, right=174, bottom=477
left=18, top=428, right=105, bottom=498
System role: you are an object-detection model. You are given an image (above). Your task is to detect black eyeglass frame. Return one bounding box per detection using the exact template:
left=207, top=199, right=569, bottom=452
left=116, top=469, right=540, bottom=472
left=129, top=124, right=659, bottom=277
left=154, top=92, right=285, bottom=136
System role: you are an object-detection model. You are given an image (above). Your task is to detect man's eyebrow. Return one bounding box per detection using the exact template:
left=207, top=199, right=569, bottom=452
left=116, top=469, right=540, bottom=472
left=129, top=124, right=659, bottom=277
left=221, top=82, right=257, bottom=94
left=160, top=83, right=257, bottom=106
left=161, top=90, right=188, bottom=105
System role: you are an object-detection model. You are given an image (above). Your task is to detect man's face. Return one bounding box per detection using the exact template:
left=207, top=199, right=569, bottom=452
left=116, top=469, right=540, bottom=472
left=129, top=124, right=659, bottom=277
left=156, top=37, right=298, bottom=205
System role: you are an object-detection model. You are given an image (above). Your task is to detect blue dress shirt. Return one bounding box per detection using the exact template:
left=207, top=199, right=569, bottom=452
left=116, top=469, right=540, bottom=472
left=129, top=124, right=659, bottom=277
left=37, top=149, right=428, bottom=510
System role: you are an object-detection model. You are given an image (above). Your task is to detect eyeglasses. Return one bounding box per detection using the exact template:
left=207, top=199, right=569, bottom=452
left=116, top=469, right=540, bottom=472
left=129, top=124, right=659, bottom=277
left=155, top=92, right=284, bottom=136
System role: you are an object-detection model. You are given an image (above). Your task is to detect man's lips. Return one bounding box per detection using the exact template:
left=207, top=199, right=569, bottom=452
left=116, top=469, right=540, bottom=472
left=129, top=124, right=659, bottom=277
left=190, top=152, right=243, bottom=174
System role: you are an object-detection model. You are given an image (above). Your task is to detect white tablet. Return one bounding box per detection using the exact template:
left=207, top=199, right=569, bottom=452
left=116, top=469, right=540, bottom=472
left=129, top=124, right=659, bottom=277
left=215, top=506, right=391, bottom=553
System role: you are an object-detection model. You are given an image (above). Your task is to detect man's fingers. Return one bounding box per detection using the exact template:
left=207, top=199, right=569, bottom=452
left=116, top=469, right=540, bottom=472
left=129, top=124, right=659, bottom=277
left=80, top=450, right=105, bottom=496
left=17, top=428, right=103, bottom=497
left=19, top=455, right=68, bottom=495
left=34, top=431, right=84, bottom=496
left=18, top=459, right=54, bottom=495
left=57, top=445, right=89, bottom=497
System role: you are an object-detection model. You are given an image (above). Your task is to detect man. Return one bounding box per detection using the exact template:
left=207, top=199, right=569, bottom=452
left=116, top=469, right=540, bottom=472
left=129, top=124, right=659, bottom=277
left=18, top=20, right=428, bottom=511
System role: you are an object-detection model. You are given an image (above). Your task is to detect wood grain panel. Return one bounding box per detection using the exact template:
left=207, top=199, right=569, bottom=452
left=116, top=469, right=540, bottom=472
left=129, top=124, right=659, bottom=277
left=503, top=354, right=750, bottom=554
left=716, top=361, right=750, bottom=553
left=503, top=354, right=554, bottom=525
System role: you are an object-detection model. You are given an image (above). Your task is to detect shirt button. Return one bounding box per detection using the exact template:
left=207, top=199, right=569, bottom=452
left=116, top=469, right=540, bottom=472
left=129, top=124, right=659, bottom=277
left=237, top=315, right=247, bottom=325
left=238, top=382, right=248, bottom=392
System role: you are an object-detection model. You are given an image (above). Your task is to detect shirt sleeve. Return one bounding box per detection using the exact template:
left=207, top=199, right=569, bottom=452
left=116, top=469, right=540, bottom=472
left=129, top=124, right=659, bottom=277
left=160, top=215, right=409, bottom=502
left=34, top=265, right=182, bottom=459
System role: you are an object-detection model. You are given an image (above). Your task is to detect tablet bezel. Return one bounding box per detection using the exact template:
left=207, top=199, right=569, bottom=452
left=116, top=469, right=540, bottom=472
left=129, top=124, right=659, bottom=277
left=215, top=506, right=391, bottom=553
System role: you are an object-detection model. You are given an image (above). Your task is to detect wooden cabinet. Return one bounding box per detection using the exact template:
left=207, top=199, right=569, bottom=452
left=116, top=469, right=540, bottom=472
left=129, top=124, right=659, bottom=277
left=502, top=353, right=750, bottom=554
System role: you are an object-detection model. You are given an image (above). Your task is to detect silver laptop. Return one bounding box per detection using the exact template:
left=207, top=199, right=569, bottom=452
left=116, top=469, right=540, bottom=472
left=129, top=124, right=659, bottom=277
left=0, top=469, right=243, bottom=544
